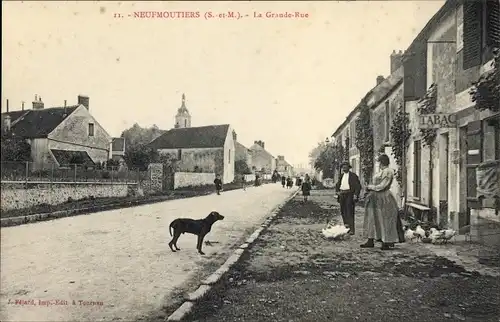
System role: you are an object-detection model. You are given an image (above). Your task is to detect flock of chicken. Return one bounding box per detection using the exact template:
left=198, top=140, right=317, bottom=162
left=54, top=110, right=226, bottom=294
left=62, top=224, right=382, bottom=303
left=322, top=223, right=458, bottom=244
left=404, top=225, right=458, bottom=244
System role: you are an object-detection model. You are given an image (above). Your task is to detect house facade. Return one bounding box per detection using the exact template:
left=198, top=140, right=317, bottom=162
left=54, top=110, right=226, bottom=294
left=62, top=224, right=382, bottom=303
left=233, top=131, right=253, bottom=170
left=403, top=0, right=499, bottom=248
left=276, top=155, right=293, bottom=177
left=1, top=95, right=111, bottom=170
left=249, top=140, right=276, bottom=174
left=110, top=137, right=126, bottom=164
left=331, top=52, right=404, bottom=203
left=148, top=95, right=235, bottom=183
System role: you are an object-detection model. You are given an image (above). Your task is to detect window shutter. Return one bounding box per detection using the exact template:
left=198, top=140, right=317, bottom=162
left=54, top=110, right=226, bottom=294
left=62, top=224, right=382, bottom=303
left=403, top=52, right=416, bottom=100
left=486, top=0, right=500, bottom=47
left=466, top=120, right=483, bottom=202
left=463, top=1, right=483, bottom=69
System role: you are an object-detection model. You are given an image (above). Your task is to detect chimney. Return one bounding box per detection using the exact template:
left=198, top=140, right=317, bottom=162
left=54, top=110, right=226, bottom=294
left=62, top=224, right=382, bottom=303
left=64, top=100, right=67, bottom=107
left=3, top=114, right=11, bottom=133
left=6, top=99, right=9, bottom=113
left=22, top=101, right=25, bottom=111
left=232, top=130, right=237, bottom=142
left=390, top=49, right=404, bottom=74
left=32, top=94, right=44, bottom=110
left=78, top=95, right=89, bottom=110
left=260, top=141, right=265, bottom=149
left=376, top=75, right=385, bottom=85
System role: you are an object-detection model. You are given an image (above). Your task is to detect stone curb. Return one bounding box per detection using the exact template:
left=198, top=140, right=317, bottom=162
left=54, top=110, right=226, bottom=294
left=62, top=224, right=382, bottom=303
left=167, top=188, right=300, bottom=321
left=0, top=183, right=267, bottom=228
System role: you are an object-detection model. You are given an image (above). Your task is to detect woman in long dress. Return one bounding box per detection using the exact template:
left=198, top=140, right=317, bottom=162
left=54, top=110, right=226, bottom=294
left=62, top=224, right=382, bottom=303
left=361, top=154, right=404, bottom=250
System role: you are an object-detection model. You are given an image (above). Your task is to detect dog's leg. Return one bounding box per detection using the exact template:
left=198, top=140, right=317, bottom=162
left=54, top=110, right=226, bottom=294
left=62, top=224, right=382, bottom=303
left=197, top=234, right=206, bottom=255
left=173, top=232, right=181, bottom=251
left=169, top=232, right=182, bottom=252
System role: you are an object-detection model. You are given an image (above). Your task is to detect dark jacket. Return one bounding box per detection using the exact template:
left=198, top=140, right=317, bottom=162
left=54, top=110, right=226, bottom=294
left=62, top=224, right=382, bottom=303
left=214, top=178, right=222, bottom=189
left=335, top=171, right=361, bottom=198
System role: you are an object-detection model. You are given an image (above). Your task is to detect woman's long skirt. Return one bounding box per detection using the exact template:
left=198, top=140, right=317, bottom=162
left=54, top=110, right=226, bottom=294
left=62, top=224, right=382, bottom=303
left=363, top=190, right=403, bottom=243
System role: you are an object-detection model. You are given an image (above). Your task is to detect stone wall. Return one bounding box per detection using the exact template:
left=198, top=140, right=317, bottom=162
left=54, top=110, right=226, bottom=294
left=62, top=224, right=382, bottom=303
left=158, top=148, right=223, bottom=174
left=1, top=181, right=135, bottom=212
left=244, top=174, right=256, bottom=182
left=173, top=172, right=216, bottom=189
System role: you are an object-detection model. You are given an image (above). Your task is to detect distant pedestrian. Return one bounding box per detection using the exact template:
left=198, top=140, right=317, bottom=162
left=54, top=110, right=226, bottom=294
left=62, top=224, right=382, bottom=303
left=286, top=177, right=293, bottom=189
left=301, top=174, right=312, bottom=202
left=281, top=175, right=286, bottom=188
left=241, top=174, right=246, bottom=191
left=296, top=176, right=303, bottom=187
left=214, top=174, right=223, bottom=195
left=255, top=174, right=261, bottom=186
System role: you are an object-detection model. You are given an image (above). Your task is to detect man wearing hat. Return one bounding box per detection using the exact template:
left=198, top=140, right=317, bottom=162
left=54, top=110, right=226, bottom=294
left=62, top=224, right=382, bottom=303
left=335, top=161, right=362, bottom=234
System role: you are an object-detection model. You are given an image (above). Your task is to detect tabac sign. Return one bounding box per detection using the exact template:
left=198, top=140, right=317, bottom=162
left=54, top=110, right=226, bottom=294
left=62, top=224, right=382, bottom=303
left=419, top=113, right=457, bottom=129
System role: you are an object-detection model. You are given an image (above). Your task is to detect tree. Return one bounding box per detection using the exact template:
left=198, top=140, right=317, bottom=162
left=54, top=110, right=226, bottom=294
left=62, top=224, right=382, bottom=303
left=235, top=159, right=252, bottom=174
left=120, top=123, right=166, bottom=150
left=308, top=141, right=327, bottom=168
left=123, top=144, right=158, bottom=171
left=313, top=143, right=343, bottom=179
left=0, top=137, right=31, bottom=162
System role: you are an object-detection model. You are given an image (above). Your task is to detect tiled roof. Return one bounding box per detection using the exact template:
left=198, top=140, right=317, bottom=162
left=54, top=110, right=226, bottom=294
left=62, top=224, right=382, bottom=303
left=1, top=106, right=79, bottom=138
left=250, top=144, right=274, bottom=159
left=50, top=149, right=95, bottom=166
left=112, top=137, right=125, bottom=151
left=148, top=124, right=230, bottom=149
left=235, top=141, right=250, bottom=152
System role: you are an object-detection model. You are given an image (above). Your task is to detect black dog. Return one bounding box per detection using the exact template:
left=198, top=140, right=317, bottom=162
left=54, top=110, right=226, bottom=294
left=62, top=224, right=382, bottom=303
left=168, top=211, right=224, bottom=255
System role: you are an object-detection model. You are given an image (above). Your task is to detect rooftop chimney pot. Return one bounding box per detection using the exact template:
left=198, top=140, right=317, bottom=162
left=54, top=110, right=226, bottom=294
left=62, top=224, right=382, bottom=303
left=376, top=75, right=385, bottom=85
left=6, top=99, right=9, bottom=113
left=32, top=95, right=44, bottom=110
left=78, top=95, right=89, bottom=110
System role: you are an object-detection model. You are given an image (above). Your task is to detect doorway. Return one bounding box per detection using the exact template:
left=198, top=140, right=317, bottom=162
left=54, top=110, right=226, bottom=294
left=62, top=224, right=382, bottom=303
left=439, top=133, right=449, bottom=227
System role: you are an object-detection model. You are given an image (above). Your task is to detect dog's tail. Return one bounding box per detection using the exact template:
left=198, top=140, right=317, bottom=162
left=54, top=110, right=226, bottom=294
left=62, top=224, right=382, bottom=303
left=169, top=221, right=175, bottom=237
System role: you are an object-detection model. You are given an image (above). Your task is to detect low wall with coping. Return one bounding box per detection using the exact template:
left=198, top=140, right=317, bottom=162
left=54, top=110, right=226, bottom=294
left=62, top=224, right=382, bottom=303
left=244, top=174, right=256, bottom=182
left=174, top=172, right=215, bottom=189
left=0, top=181, right=137, bottom=212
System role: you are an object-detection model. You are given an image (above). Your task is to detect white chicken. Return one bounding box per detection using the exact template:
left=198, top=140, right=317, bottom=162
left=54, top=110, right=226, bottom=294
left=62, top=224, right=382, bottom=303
left=404, top=228, right=417, bottom=242
left=414, top=225, right=426, bottom=242
left=441, top=229, right=458, bottom=243
left=322, top=224, right=350, bottom=240
left=428, top=228, right=445, bottom=244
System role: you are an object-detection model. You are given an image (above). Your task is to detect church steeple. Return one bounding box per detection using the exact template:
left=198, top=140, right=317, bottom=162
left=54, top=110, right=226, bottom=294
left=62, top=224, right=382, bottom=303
left=174, top=93, right=191, bottom=129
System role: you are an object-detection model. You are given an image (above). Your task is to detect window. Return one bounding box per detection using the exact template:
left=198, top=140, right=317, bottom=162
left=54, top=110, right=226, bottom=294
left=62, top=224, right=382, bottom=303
left=463, top=0, right=500, bottom=69
left=228, top=149, right=231, bottom=164
left=466, top=121, right=483, bottom=206
left=184, top=119, right=187, bottom=127
left=338, top=134, right=343, bottom=147
left=177, top=149, right=182, bottom=160
left=413, top=140, right=422, bottom=198
left=385, top=101, right=390, bottom=142
left=88, top=123, right=94, bottom=136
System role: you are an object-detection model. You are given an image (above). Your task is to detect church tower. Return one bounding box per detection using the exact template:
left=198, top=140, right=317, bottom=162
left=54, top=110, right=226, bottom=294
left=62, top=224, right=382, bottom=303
left=174, top=93, right=192, bottom=129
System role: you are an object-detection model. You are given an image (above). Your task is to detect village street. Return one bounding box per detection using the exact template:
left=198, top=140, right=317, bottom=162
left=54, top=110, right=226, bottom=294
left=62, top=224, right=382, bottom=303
left=186, top=190, right=500, bottom=322
left=0, top=183, right=296, bottom=322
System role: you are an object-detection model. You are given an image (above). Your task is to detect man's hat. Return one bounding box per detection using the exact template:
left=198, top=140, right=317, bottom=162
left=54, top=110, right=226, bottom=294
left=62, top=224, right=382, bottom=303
left=340, top=161, right=352, bottom=168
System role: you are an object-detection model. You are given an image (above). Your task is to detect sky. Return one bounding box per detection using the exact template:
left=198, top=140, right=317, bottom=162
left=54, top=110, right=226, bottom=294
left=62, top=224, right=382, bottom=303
left=2, top=1, right=445, bottom=166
